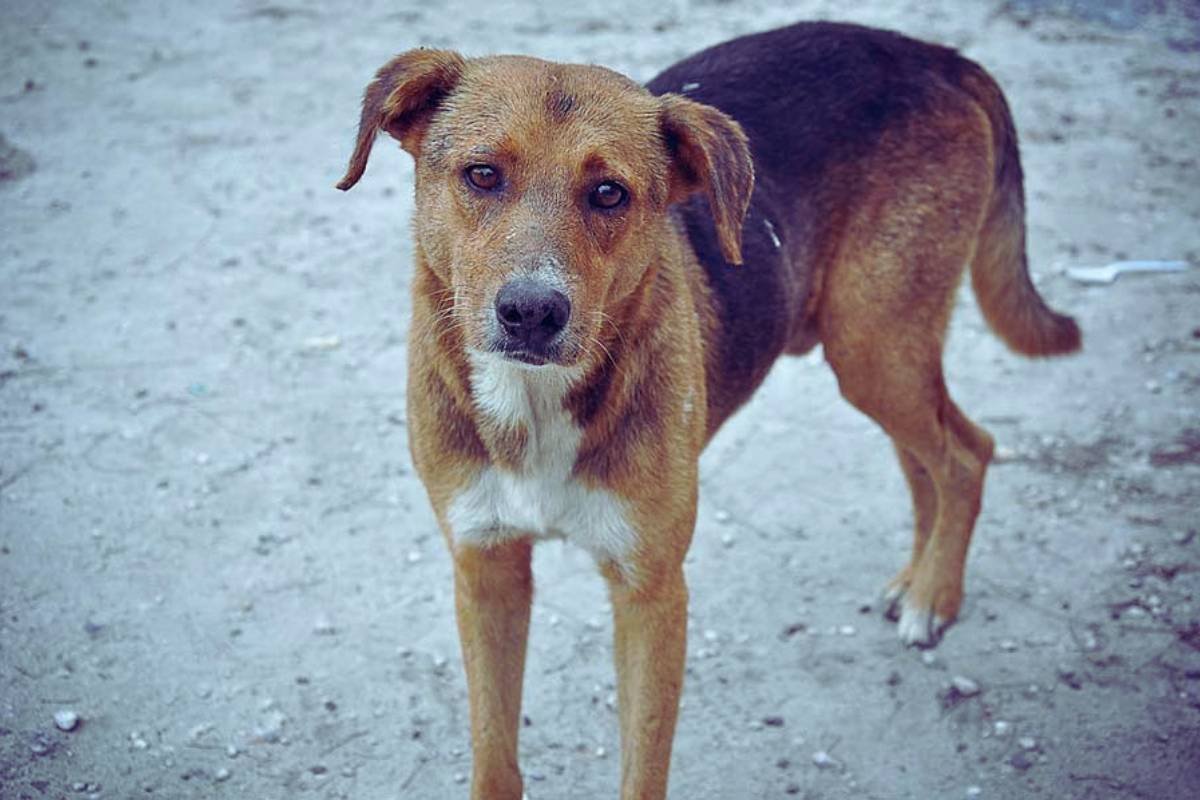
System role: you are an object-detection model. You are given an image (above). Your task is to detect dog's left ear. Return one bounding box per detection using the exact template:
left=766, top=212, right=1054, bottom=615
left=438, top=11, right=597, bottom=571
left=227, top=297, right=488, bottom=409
left=337, top=49, right=466, bottom=191
left=658, top=94, right=754, bottom=265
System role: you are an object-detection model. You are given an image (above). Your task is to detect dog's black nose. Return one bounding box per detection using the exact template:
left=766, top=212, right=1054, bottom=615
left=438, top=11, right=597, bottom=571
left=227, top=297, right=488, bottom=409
left=495, top=280, right=571, bottom=351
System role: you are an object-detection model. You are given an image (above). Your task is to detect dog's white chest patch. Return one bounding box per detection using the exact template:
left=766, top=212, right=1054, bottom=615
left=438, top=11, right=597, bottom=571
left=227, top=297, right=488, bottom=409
left=446, top=354, right=637, bottom=565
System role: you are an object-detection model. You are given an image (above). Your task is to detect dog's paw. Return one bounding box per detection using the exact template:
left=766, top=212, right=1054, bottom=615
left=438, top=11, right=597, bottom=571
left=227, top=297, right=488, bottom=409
left=896, top=599, right=949, bottom=648
left=883, top=562, right=961, bottom=647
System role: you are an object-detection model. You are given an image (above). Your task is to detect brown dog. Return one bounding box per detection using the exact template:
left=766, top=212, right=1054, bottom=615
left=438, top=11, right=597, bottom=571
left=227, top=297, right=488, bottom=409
left=337, top=21, right=1080, bottom=799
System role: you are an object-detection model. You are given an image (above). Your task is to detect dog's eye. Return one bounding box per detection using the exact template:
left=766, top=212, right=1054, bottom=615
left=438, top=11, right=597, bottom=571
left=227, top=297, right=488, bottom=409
left=465, top=164, right=501, bottom=191
left=589, top=181, right=628, bottom=210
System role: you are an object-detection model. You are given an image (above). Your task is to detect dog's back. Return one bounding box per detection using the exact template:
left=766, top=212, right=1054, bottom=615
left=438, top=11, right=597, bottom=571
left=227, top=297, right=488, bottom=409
left=648, top=22, right=1079, bottom=433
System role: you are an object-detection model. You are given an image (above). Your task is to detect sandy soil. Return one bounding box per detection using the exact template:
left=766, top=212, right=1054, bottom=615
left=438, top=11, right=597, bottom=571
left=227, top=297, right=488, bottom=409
left=2, top=1, right=1199, bottom=798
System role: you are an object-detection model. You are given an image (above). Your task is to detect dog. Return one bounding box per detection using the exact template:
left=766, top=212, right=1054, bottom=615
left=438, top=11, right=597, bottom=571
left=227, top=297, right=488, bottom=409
left=337, top=20, right=1080, bottom=799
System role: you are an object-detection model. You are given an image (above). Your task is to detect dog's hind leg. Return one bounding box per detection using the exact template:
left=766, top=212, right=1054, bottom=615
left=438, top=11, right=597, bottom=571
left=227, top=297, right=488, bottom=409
left=882, top=444, right=938, bottom=619
left=822, top=317, right=995, bottom=647
left=815, top=90, right=999, bottom=647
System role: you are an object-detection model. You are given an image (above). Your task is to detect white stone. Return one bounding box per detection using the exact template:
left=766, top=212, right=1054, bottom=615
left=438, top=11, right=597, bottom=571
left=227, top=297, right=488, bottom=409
left=54, top=709, right=79, bottom=732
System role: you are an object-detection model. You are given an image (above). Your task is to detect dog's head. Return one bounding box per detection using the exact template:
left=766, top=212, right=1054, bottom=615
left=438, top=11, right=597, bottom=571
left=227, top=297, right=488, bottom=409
left=339, top=50, right=752, bottom=368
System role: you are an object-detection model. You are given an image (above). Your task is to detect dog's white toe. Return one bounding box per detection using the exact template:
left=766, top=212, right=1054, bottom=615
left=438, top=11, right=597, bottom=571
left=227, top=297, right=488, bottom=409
left=897, top=601, right=946, bottom=648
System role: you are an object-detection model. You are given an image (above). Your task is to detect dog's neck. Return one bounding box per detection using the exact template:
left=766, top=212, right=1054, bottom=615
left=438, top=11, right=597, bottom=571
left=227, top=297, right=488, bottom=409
left=467, top=350, right=584, bottom=471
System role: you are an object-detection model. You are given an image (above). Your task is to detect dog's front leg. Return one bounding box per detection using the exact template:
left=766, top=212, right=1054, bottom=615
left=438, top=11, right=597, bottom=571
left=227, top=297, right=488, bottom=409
left=453, top=538, right=533, bottom=800
left=605, top=561, right=688, bottom=800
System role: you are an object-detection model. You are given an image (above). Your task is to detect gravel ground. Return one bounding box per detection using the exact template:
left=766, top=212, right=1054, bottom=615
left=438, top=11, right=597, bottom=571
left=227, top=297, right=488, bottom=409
left=2, top=1, right=1198, bottom=798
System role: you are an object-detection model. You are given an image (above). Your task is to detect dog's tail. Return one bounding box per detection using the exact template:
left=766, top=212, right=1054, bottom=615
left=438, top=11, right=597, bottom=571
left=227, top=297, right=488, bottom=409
left=955, top=60, right=1081, bottom=357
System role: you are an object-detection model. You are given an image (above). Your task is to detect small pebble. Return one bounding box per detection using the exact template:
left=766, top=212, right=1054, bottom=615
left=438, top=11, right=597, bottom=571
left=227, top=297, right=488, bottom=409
left=1057, top=664, right=1083, bottom=690
left=313, top=616, right=336, bottom=635
left=303, top=334, right=341, bottom=351
left=1018, top=736, right=1037, bottom=751
left=993, top=720, right=1011, bottom=737
left=951, top=676, right=981, bottom=697
left=720, top=532, right=735, bottom=548
left=999, top=639, right=1018, bottom=652
left=714, top=509, right=731, bottom=523
left=453, top=772, right=466, bottom=784
left=72, top=783, right=87, bottom=792
left=812, top=750, right=836, bottom=769
left=253, top=710, right=287, bottom=743
left=406, top=551, right=422, bottom=563
left=595, top=746, right=607, bottom=758
left=54, top=709, right=80, bottom=732
left=993, top=445, right=1017, bottom=463
left=839, top=625, right=856, bottom=636
left=188, top=723, right=213, bottom=742
left=214, top=767, right=231, bottom=782
left=966, top=786, right=982, bottom=798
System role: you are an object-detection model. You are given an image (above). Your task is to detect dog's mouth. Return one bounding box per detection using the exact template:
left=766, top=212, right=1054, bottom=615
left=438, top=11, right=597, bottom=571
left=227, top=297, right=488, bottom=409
left=502, top=349, right=550, bottom=367
left=489, top=337, right=570, bottom=368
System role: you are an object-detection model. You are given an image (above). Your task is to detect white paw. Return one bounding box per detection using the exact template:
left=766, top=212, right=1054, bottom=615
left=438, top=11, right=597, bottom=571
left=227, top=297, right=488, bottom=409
left=896, top=600, right=947, bottom=648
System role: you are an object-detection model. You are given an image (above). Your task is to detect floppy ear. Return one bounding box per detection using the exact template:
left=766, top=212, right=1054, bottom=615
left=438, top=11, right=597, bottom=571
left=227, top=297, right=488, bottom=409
left=337, top=49, right=466, bottom=191
left=658, top=94, right=755, bottom=265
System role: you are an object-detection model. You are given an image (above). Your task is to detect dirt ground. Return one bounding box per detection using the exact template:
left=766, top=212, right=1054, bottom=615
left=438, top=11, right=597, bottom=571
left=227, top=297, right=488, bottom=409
left=2, top=1, right=1198, bottom=798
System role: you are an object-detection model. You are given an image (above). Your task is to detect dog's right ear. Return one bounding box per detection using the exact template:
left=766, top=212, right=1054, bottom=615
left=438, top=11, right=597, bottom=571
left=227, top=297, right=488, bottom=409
left=337, top=49, right=466, bottom=191
left=658, top=94, right=754, bottom=265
